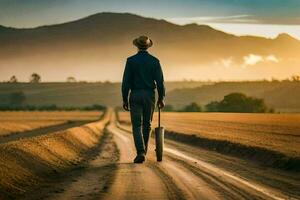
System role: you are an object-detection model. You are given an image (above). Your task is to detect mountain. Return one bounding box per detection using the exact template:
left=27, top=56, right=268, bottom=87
left=275, top=33, right=299, bottom=42
left=0, top=12, right=300, bottom=81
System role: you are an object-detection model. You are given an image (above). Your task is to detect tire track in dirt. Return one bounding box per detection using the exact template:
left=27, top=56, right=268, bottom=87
left=108, top=118, right=224, bottom=200
left=0, top=120, right=95, bottom=144
left=112, top=115, right=294, bottom=200
left=23, top=128, right=119, bottom=200
left=163, top=148, right=292, bottom=200
left=0, top=110, right=111, bottom=199
left=104, top=122, right=184, bottom=200
left=163, top=139, right=300, bottom=199
left=17, top=111, right=296, bottom=200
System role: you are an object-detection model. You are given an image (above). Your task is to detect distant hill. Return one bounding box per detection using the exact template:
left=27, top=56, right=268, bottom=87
left=0, top=81, right=299, bottom=112
left=167, top=81, right=300, bottom=112
left=0, top=81, right=206, bottom=107
left=0, top=12, right=300, bottom=81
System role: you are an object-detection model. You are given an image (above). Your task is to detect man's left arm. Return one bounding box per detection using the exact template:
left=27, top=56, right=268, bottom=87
left=154, top=60, right=166, bottom=108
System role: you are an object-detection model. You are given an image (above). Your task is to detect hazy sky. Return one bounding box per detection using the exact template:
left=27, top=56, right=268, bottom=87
left=0, top=0, right=300, bottom=82
left=1, top=0, right=300, bottom=39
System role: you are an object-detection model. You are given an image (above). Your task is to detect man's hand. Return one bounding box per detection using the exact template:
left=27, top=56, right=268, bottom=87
left=123, top=102, right=130, bottom=111
left=157, top=99, right=165, bottom=109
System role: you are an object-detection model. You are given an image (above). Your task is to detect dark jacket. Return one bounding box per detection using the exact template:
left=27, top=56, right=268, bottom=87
left=122, top=51, right=165, bottom=103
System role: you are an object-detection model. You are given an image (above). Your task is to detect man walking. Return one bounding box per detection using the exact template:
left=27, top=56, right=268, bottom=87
left=122, top=35, right=165, bottom=163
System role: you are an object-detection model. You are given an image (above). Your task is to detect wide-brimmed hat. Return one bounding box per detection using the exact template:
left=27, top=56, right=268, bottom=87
left=133, top=35, right=153, bottom=49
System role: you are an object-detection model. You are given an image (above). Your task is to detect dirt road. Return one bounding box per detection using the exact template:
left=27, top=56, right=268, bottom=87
left=104, top=114, right=299, bottom=200
left=21, top=113, right=299, bottom=200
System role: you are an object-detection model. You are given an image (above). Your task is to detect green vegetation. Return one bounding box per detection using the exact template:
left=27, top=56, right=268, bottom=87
left=164, top=93, right=272, bottom=113
left=0, top=80, right=299, bottom=112
left=163, top=104, right=175, bottom=112
left=181, top=102, right=202, bottom=112
left=0, top=81, right=205, bottom=107
left=9, top=91, right=26, bottom=106
left=9, top=76, right=18, bottom=83
left=67, top=77, right=77, bottom=83
left=204, top=101, right=219, bottom=112
left=0, top=104, right=106, bottom=111
left=205, top=93, right=270, bottom=113
left=167, top=80, right=300, bottom=112
left=29, top=73, right=41, bottom=83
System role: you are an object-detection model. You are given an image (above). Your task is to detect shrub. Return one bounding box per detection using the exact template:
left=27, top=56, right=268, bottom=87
left=30, top=73, right=41, bottom=83
left=205, top=101, right=219, bottom=112
left=182, top=102, right=202, bottom=112
left=163, top=104, right=174, bottom=112
left=205, top=92, right=270, bottom=113
left=9, top=92, right=26, bottom=106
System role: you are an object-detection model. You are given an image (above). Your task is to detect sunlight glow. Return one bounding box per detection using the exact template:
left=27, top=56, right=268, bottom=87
left=167, top=17, right=300, bottom=40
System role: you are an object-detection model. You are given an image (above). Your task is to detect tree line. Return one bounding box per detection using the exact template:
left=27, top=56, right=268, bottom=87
left=5, top=75, right=300, bottom=84
left=1, top=91, right=105, bottom=111
left=6, top=74, right=78, bottom=83
left=5, top=91, right=271, bottom=113
left=164, top=92, right=274, bottom=113
left=8, top=73, right=42, bottom=83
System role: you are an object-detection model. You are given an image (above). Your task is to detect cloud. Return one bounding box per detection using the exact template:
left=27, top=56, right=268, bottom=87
left=168, top=15, right=300, bottom=25
left=219, top=57, right=233, bottom=68
left=243, top=54, right=263, bottom=66
left=168, top=15, right=258, bottom=25
left=265, top=55, right=279, bottom=62
left=243, top=54, right=279, bottom=67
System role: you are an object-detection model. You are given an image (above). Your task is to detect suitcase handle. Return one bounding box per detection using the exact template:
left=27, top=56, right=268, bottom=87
left=158, top=107, right=161, bottom=128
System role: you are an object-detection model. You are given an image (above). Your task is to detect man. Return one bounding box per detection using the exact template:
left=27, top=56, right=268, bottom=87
left=122, top=35, right=165, bottom=163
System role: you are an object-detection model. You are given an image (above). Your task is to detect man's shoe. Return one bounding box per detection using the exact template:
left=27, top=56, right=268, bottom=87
left=134, top=155, right=145, bottom=163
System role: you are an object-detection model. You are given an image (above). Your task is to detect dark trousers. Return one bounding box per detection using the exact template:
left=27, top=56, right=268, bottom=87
left=129, top=90, right=155, bottom=155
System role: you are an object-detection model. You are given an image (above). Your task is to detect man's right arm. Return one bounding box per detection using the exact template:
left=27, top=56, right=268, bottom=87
left=122, top=59, right=131, bottom=104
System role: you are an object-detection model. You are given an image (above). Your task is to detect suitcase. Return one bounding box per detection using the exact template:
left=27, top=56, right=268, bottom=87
left=155, top=107, right=164, bottom=161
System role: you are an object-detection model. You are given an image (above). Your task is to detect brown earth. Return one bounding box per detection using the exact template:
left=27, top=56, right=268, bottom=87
left=117, top=111, right=300, bottom=171
left=118, top=112, right=300, bottom=157
left=0, top=111, right=102, bottom=137
left=108, top=114, right=300, bottom=199
left=0, top=110, right=109, bottom=199
left=1, top=110, right=299, bottom=199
